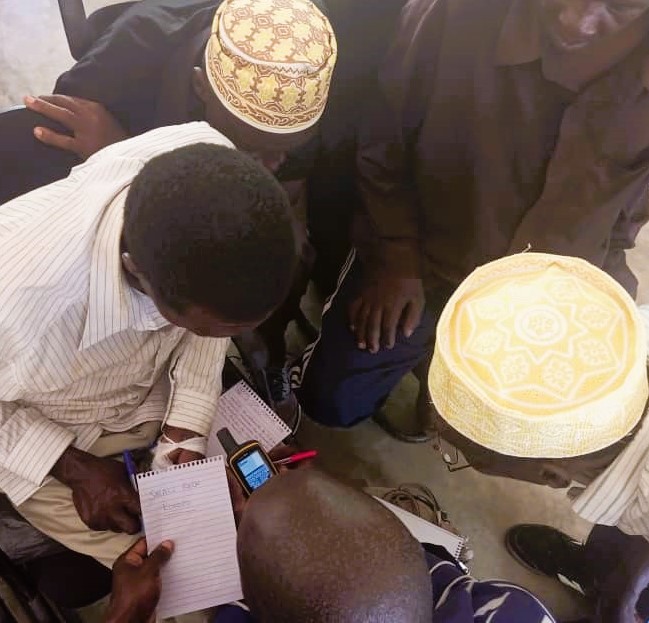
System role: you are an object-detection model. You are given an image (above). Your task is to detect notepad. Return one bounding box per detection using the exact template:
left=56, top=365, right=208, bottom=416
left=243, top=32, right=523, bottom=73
left=206, top=380, right=291, bottom=456
left=137, top=457, right=243, bottom=618
left=375, top=498, right=465, bottom=560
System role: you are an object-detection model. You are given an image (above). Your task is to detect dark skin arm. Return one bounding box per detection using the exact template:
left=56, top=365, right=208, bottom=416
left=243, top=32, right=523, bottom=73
left=50, top=424, right=202, bottom=534
left=51, top=446, right=141, bottom=534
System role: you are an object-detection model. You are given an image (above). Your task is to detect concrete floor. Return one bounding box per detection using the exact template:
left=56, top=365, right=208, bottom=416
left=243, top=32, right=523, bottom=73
left=3, top=1, right=649, bottom=621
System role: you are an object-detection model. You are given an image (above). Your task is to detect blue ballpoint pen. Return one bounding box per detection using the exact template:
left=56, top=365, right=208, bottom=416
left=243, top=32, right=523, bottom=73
left=122, top=450, right=139, bottom=491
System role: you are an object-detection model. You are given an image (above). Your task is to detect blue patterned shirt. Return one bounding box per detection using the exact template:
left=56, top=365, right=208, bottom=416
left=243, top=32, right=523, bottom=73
left=213, top=544, right=556, bottom=622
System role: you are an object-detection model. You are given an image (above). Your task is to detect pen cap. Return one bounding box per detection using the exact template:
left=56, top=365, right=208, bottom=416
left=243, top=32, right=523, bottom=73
left=216, top=427, right=239, bottom=455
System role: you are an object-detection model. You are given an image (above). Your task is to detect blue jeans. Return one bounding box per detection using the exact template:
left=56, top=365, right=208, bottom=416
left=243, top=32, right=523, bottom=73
left=292, top=252, right=449, bottom=427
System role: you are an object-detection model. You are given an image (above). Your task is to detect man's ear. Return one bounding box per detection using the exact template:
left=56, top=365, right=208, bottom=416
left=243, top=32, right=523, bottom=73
left=121, top=251, right=139, bottom=277
left=539, top=463, right=572, bottom=489
left=192, top=66, right=211, bottom=104
left=122, top=252, right=155, bottom=296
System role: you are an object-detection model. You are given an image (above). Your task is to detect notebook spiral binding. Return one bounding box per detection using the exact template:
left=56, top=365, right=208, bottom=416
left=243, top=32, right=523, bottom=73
left=236, top=382, right=290, bottom=432
left=137, top=455, right=223, bottom=480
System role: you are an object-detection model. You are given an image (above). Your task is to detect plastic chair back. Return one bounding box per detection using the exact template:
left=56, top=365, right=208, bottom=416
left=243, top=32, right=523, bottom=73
left=57, top=0, right=138, bottom=59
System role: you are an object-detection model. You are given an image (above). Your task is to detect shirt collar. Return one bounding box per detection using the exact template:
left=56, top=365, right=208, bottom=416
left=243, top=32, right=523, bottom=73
left=80, top=188, right=169, bottom=350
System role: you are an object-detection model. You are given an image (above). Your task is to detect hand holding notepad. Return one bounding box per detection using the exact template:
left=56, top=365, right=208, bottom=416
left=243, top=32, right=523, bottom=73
left=137, top=456, right=243, bottom=618
left=135, top=381, right=463, bottom=619
left=136, top=381, right=289, bottom=618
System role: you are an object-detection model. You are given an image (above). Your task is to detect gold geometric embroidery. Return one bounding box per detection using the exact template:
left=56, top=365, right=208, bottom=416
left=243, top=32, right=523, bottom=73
left=541, top=357, right=574, bottom=394
left=429, top=253, right=648, bottom=458
left=205, top=0, right=337, bottom=133
left=500, top=354, right=531, bottom=385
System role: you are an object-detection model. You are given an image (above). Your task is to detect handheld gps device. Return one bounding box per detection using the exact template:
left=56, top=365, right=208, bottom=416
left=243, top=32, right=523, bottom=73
left=217, top=427, right=278, bottom=496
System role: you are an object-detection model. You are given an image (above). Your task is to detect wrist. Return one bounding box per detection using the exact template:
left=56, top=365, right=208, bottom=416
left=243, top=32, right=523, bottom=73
left=379, top=241, right=422, bottom=279
left=50, top=446, right=91, bottom=487
left=162, top=424, right=201, bottom=443
left=368, top=265, right=423, bottom=285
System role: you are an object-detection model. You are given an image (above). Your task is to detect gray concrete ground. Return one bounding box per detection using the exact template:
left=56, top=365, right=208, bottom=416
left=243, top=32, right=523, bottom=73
left=3, top=1, right=649, bottom=620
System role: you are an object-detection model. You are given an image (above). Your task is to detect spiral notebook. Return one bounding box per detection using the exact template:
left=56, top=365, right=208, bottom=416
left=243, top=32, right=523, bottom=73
left=375, top=498, right=465, bottom=560
left=137, top=456, right=243, bottom=618
left=206, top=380, right=291, bottom=456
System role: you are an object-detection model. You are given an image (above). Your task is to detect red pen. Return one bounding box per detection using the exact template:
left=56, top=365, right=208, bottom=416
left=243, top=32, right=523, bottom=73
left=273, top=450, right=318, bottom=466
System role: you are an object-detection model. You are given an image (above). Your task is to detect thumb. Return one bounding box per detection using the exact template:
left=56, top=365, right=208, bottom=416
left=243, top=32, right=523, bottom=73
left=145, top=541, right=174, bottom=571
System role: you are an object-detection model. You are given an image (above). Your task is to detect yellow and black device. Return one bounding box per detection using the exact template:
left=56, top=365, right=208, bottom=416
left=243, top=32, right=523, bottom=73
left=217, top=427, right=278, bottom=497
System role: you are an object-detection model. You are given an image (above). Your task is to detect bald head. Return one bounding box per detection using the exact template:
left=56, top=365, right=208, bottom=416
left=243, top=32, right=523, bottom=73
left=237, top=470, right=431, bottom=623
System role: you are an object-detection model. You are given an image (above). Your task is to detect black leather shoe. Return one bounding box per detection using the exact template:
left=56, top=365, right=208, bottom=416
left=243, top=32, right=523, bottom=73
left=505, top=524, right=593, bottom=596
left=372, top=411, right=433, bottom=443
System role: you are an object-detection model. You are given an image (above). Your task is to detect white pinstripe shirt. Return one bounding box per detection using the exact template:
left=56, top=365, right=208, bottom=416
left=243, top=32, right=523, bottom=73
left=0, top=122, right=232, bottom=506
left=573, top=305, right=649, bottom=536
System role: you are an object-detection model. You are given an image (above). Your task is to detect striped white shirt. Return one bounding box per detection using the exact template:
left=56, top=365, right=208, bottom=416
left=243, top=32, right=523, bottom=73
left=573, top=304, right=649, bottom=536
left=0, top=122, right=232, bottom=506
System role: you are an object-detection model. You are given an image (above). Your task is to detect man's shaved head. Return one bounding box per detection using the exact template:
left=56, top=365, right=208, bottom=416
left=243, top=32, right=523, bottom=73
left=237, top=470, right=432, bottom=623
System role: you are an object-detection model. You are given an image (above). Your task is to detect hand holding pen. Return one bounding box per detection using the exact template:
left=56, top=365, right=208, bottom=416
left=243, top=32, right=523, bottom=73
left=123, top=450, right=139, bottom=491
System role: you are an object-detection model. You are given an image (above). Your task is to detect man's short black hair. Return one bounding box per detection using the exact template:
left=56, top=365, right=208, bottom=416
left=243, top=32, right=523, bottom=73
left=123, top=142, right=298, bottom=322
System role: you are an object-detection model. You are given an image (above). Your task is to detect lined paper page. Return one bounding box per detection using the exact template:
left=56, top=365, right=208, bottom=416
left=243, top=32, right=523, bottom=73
left=375, top=498, right=465, bottom=560
left=206, top=381, right=290, bottom=456
left=137, top=457, right=243, bottom=618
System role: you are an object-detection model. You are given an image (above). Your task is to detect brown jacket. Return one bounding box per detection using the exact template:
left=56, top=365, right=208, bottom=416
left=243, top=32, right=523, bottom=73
left=357, top=0, right=649, bottom=295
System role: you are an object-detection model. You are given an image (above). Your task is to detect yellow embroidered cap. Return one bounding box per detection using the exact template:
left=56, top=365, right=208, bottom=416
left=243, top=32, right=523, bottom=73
left=205, top=0, right=337, bottom=134
left=429, top=253, right=648, bottom=458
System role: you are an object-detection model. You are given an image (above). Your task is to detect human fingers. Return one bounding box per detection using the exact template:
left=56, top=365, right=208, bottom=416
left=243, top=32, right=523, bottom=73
left=32, top=126, right=77, bottom=153
left=144, top=541, right=174, bottom=571
left=366, top=304, right=383, bottom=354
left=354, top=300, right=372, bottom=350
left=268, top=443, right=296, bottom=462
left=35, top=94, right=89, bottom=113
left=402, top=296, right=425, bottom=339
left=124, top=491, right=142, bottom=518
left=175, top=449, right=204, bottom=465
left=381, top=299, right=402, bottom=350
left=121, top=538, right=148, bottom=567
left=24, top=95, right=75, bottom=126
left=348, top=296, right=363, bottom=332
left=110, top=507, right=141, bottom=535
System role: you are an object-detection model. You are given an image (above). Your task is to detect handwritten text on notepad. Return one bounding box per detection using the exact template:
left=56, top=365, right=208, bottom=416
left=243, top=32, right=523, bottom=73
left=147, top=479, right=200, bottom=500
left=137, top=457, right=243, bottom=618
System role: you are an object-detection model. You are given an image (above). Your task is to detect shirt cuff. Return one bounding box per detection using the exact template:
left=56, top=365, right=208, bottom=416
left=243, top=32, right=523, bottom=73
left=2, top=412, right=75, bottom=487
left=164, top=387, right=218, bottom=438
